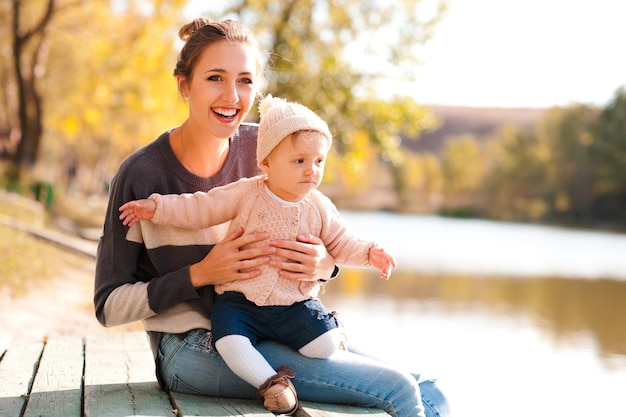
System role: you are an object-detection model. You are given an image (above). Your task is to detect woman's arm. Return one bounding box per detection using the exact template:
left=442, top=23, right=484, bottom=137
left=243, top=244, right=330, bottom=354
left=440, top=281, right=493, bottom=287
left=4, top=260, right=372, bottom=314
left=94, top=169, right=200, bottom=326
left=95, top=169, right=278, bottom=327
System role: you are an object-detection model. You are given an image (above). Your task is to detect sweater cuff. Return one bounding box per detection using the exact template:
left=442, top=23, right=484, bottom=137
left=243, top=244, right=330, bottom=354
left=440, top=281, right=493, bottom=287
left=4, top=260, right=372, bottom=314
left=319, top=265, right=340, bottom=282
left=148, top=193, right=162, bottom=224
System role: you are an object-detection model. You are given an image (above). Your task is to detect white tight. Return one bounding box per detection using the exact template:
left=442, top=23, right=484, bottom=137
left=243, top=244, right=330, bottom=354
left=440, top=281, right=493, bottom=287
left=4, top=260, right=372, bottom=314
left=215, top=328, right=347, bottom=388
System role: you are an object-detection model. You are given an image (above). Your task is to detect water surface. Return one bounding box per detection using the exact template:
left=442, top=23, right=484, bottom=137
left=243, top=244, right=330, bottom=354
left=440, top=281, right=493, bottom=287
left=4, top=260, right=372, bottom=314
left=323, top=212, right=626, bottom=417
left=340, top=211, right=626, bottom=279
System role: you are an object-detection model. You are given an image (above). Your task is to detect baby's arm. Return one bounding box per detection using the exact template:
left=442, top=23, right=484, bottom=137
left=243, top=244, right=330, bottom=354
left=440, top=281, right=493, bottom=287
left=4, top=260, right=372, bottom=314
left=119, top=199, right=157, bottom=227
left=369, top=247, right=397, bottom=280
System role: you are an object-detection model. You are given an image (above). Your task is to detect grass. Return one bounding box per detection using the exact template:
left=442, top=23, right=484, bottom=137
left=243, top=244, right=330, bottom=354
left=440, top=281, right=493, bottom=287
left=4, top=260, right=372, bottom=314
left=0, top=191, right=86, bottom=295
left=0, top=224, right=69, bottom=294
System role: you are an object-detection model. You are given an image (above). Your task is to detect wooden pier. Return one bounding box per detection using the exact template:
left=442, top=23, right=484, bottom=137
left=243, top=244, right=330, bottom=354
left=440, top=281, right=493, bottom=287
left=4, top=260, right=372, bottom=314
left=0, top=331, right=387, bottom=417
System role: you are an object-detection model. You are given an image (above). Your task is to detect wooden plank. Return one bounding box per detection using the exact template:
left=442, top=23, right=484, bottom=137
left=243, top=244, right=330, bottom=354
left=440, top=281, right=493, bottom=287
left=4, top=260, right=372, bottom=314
left=1, top=332, right=390, bottom=417
left=171, top=392, right=273, bottom=417
left=171, top=391, right=390, bottom=416
left=0, top=338, right=45, bottom=417
left=298, top=401, right=389, bottom=416
left=84, top=331, right=172, bottom=417
left=22, top=336, right=83, bottom=417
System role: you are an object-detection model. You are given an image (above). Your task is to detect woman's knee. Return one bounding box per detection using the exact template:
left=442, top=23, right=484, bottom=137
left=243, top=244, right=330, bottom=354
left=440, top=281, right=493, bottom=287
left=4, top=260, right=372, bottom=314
left=418, top=379, right=452, bottom=417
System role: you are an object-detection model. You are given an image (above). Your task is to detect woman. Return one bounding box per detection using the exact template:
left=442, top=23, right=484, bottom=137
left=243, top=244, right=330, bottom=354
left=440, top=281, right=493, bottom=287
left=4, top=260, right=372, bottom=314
left=94, top=18, right=451, bottom=417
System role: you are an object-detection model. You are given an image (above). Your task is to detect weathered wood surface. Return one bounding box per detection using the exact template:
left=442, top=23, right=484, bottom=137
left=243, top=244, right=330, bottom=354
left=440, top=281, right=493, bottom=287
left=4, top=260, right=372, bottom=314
left=0, top=331, right=388, bottom=417
left=84, top=332, right=172, bottom=417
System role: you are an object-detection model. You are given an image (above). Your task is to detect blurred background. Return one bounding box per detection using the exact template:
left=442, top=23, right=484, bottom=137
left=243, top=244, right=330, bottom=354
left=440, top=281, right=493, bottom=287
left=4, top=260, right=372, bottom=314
left=1, top=1, right=625, bottom=417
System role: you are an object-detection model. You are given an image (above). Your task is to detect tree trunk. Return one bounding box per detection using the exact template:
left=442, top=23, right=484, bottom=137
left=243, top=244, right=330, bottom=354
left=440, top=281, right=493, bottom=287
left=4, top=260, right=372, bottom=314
left=9, top=0, right=54, bottom=171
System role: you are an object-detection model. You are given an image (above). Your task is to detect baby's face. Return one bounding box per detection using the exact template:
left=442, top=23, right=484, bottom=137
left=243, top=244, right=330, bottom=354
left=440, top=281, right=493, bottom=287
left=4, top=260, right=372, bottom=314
left=262, top=131, right=329, bottom=202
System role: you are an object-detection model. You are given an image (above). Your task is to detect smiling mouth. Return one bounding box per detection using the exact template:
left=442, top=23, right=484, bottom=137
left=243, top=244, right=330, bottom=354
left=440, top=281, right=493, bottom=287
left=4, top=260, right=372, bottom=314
left=213, top=107, right=239, bottom=119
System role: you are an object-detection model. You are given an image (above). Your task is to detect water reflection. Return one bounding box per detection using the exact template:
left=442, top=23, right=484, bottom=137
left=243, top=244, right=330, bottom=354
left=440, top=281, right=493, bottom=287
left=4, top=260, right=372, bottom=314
left=324, top=269, right=626, bottom=362
left=321, top=269, right=626, bottom=417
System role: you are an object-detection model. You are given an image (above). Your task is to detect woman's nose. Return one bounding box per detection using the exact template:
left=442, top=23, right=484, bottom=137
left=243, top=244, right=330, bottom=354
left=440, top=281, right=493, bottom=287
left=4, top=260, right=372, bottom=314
left=222, top=83, right=239, bottom=104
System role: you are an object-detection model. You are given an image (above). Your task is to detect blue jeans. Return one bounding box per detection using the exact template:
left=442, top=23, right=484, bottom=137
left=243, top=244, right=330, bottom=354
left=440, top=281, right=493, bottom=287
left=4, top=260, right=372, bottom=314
left=158, top=329, right=451, bottom=417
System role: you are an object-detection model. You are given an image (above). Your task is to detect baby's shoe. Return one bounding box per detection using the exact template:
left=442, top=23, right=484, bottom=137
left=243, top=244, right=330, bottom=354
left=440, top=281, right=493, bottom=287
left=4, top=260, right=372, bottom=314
left=257, top=365, right=298, bottom=415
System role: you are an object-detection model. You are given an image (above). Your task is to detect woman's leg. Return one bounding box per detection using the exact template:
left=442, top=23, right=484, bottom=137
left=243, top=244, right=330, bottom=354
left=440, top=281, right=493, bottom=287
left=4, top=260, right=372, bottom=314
left=260, top=341, right=426, bottom=417
left=347, top=344, right=452, bottom=417
left=158, top=330, right=450, bottom=417
left=417, top=379, right=452, bottom=417
left=158, top=330, right=259, bottom=399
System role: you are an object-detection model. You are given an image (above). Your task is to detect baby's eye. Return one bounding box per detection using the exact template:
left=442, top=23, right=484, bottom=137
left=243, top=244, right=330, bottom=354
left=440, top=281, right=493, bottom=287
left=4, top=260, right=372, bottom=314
left=295, top=158, right=304, bottom=164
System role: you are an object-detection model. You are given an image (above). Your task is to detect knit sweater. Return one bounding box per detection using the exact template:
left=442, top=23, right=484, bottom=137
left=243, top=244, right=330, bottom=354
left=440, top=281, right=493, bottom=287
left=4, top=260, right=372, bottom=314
left=94, top=124, right=260, bottom=339
left=149, top=176, right=375, bottom=306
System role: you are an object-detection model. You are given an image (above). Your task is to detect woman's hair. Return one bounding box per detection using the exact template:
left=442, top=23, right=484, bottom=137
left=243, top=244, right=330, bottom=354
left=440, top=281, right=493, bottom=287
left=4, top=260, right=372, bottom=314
left=174, top=18, right=267, bottom=97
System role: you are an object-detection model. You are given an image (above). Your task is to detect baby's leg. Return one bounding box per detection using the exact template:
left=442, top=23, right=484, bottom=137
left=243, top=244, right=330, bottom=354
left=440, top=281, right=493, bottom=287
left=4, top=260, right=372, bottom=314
left=215, top=334, right=298, bottom=415
left=215, top=334, right=276, bottom=387
left=298, top=328, right=347, bottom=358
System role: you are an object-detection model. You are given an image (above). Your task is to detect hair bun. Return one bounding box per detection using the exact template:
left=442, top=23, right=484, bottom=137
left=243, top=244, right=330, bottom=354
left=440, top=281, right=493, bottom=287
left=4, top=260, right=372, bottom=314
left=178, top=18, right=211, bottom=41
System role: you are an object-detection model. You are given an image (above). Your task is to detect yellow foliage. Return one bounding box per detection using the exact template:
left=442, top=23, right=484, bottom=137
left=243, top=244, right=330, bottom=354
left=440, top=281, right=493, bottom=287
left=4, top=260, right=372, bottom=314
left=5, top=0, right=445, bottom=200
left=83, top=109, right=102, bottom=126
left=59, top=117, right=80, bottom=141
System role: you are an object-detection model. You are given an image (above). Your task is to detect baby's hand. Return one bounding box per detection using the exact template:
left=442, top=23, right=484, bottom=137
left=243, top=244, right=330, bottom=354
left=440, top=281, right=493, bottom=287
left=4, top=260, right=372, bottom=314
left=369, top=247, right=397, bottom=280
left=119, top=199, right=156, bottom=227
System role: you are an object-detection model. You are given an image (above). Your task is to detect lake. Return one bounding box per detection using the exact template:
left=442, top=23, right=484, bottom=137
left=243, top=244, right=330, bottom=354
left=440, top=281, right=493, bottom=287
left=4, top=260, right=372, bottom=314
left=320, top=212, right=626, bottom=417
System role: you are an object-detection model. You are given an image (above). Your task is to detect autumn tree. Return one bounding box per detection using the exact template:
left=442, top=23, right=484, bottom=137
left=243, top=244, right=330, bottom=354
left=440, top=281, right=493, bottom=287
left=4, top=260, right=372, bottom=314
left=591, top=87, right=626, bottom=222
left=1, top=0, right=56, bottom=180
left=439, top=135, right=485, bottom=212
left=42, top=0, right=188, bottom=193
left=199, top=0, right=445, bottom=189
left=1, top=0, right=189, bottom=190
left=3, top=0, right=446, bottom=201
left=535, top=105, right=599, bottom=222
left=393, top=151, right=443, bottom=212
left=481, top=126, right=549, bottom=221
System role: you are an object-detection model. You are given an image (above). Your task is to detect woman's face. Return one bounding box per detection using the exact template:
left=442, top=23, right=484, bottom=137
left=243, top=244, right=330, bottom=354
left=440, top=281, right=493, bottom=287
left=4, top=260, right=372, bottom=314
left=182, top=40, right=258, bottom=139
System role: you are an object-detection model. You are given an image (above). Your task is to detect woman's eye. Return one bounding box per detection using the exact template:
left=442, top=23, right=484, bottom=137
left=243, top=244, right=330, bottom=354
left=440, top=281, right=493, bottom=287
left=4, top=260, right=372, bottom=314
left=207, top=75, right=221, bottom=81
left=240, top=77, right=253, bottom=85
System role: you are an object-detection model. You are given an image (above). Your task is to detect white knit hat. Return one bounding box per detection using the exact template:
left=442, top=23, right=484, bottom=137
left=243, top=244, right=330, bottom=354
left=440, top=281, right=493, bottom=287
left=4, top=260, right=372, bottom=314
left=257, top=95, right=332, bottom=167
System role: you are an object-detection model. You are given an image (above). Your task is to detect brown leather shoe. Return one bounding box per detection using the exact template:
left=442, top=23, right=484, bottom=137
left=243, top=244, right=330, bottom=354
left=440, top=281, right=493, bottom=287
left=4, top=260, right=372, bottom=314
left=257, top=365, right=298, bottom=415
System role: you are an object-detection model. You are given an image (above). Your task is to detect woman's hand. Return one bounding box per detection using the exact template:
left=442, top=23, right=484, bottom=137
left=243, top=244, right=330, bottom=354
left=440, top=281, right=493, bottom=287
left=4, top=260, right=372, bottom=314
left=189, top=227, right=274, bottom=288
left=269, top=234, right=336, bottom=282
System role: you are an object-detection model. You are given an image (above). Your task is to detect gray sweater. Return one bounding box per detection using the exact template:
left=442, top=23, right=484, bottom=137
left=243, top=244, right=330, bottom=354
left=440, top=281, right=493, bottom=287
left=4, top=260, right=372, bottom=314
left=94, top=123, right=260, bottom=354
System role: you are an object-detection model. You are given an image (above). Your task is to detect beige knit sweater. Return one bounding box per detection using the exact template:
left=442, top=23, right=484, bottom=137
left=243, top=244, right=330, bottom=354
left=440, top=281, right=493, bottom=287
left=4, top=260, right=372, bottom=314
left=150, top=175, right=375, bottom=306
